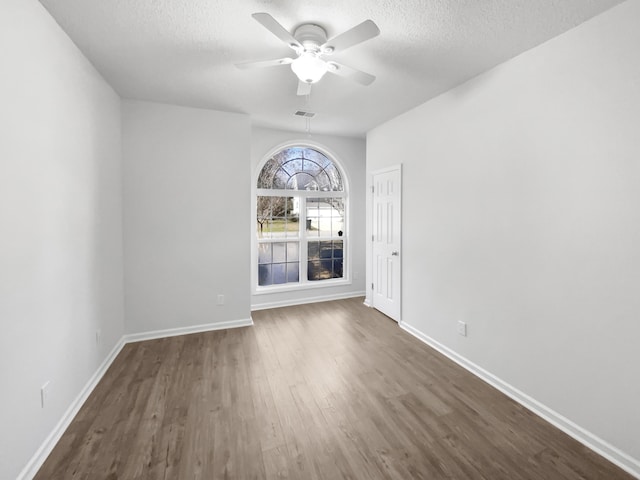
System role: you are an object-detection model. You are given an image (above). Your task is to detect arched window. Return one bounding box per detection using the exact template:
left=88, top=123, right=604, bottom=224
left=256, top=146, right=347, bottom=288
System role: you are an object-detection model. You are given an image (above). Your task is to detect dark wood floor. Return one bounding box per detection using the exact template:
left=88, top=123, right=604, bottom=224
left=36, top=297, right=633, bottom=479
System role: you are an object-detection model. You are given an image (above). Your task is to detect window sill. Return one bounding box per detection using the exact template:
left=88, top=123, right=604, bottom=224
left=253, top=278, right=352, bottom=296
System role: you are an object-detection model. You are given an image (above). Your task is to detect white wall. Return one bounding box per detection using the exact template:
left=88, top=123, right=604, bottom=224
left=367, top=0, right=640, bottom=473
left=123, top=100, right=252, bottom=333
left=0, top=1, right=124, bottom=479
left=251, top=127, right=367, bottom=309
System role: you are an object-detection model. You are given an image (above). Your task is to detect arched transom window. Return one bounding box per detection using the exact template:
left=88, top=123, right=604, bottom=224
left=256, top=146, right=347, bottom=288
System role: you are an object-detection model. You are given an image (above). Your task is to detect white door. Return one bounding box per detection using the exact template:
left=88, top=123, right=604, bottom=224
left=371, top=165, right=402, bottom=321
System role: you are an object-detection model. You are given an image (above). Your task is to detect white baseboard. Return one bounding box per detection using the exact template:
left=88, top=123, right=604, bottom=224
left=18, top=317, right=253, bottom=480
left=251, top=291, right=366, bottom=311
left=17, top=337, right=126, bottom=480
left=123, top=317, right=254, bottom=343
left=399, top=321, right=640, bottom=479
left=27, top=314, right=637, bottom=479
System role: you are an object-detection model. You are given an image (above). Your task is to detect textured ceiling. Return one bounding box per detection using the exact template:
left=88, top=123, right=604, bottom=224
left=39, top=0, right=623, bottom=138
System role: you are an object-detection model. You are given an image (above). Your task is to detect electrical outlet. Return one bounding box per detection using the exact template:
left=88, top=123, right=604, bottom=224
left=217, top=294, right=225, bottom=306
left=457, top=321, right=467, bottom=337
left=41, top=381, right=50, bottom=408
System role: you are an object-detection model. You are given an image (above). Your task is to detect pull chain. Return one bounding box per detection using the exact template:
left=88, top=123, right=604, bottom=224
left=305, top=92, right=312, bottom=137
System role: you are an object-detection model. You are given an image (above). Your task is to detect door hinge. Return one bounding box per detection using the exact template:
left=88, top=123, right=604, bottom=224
left=370, top=186, right=374, bottom=194
left=371, top=234, right=374, bottom=242
left=371, top=283, right=374, bottom=290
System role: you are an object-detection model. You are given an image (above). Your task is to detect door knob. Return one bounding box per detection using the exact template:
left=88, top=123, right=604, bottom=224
left=391, top=251, right=399, bottom=256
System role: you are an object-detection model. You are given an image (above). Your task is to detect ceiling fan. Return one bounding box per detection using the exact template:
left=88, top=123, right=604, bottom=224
left=236, top=13, right=380, bottom=96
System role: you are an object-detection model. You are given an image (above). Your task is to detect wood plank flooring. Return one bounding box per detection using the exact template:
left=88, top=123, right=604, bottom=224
left=35, top=298, right=634, bottom=479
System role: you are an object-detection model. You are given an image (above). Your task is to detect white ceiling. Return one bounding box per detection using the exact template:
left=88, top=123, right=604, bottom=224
left=39, top=0, right=623, bottom=138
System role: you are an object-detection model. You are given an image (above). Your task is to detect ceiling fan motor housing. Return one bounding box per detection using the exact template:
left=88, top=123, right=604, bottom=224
left=294, top=24, right=327, bottom=52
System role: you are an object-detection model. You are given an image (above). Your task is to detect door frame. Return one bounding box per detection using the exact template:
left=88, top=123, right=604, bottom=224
left=369, top=164, right=402, bottom=321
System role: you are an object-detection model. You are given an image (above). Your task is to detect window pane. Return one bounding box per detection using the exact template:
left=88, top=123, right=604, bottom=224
left=273, top=263, right=286, bottom=284
left=258, top=147, right=343, bottom=191
left=333, top=240, right=343, bottom=258
left=258, top=243, right=271, bottom=264
left=307, top=260, right=321, bottom=281
left=273, top=169, right=288, bottom=189
left=331, top=198, right=344, bottom=236
left=286, top=198, right=298, bottom=217
left=287, top=172, right=315, bottom=190
left=330, top=198, right=344, bottom=212
left=306, top=200, right=319, bottom=218
left=308, top=198, right=344, bottom=236
left=307, top=241, right=343, bottom=281
left=315, top=171, right=331, bottom=192
left=256, top=196, right=271, bottom=237
left=287, top=242, right=299, bottom=262
left=319, top=217, right=332, bottom=237
left=280, top=148, right=304, bottom=163
left=325, top=164, right=343, bottom=191
left=318, top=200, right=332, bottom=216
left=287, top=263, right=299, bottom=283
left=333, top=218, right=344, bottom=237
left=306, top=218, right=319, bottom=236
left=331, top=199, right=344, bottom=218
left=333, top=259, right=343, bottom=278
left=286, top=197, right=300, bottom=237
left=258, top=264, right=272, bottom=286
left=257, top=197, right=297, bottom=239
left=268, top=218, right=286, bottom=238
left=302, top=159, right=322, bottom=177
left=320, top=259, right=332, bottom=277
left=306, top=199, right=320, bottom=236
left=272, top=150, right=286, bottom=164
left=284, top=219, right=299, bottom=237
left=259, top=241, right=300, bottom=287
left=304, top=148, right=332, bottom=169
left=308, top=259, right=334, bottom=281
left=281, top=158, right=303, bottom=176
left=273, top=243, right=286, bottom=263
left=257, top=159, right=279, bottom=188
left=319, top=241, right=333, bottom=258
left=308, top=241, right=319, bottom=260
left=271, top=197, right=287, bottom=216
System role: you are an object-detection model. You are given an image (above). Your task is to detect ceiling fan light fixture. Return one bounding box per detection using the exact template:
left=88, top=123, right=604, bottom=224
left=291, top=51, right=327, bottom=84
left=240, top=13, right=379, bottom=93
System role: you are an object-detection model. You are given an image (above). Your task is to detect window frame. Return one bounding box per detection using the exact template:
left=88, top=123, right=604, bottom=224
left=252, top=143, right=351, bottom=295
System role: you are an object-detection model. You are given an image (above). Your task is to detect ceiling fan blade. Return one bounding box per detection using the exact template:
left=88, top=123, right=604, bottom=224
left=252, top=13, right=302, bottom=51
left=322, top=20, right=380, bottom=54
left=327, top=61, right=376, bottom=86
left=235, top=57, right=294, bottom=70
left=297, top=81, right=312, bottom=96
